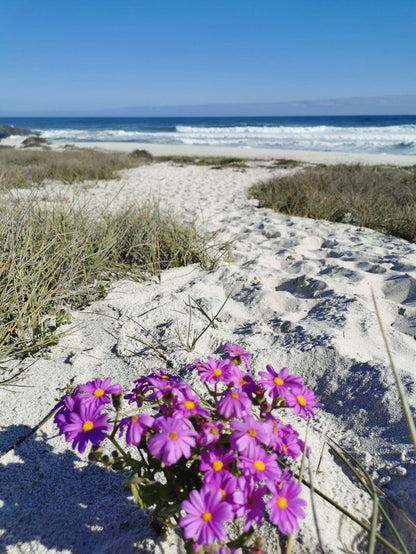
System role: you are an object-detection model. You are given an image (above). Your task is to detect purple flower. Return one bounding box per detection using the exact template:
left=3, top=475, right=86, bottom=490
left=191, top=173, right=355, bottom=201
left=206, top=471, right=238, bottom=508
left=200, top=445, right=236, bottom=481
left=171, top=387, right=210, bottom=418
left=184, top=358, right=203, bottom=371
left=124, top=377, right=148, bottom=407
left=223, top=343, right=251, bottom=369
left=258, top=365, right=302, bottom=400
left=197, top=421, right=224, bottom=446
left=61, top=399, right=111, bottom=453
left=78, top=377, right=121, bottom=406
left=147, top=416, right=196, bottom=465
left=232, top=371, right=257, bottom=395
left=54, top=394, right=76, bottom=434
left=197, top=357, right=234, bottom=385
left=119, top=413, right=154, bottom=446
left=230, top=415, right=269, bottom=456
left=286, top=385, right=321, bottom=418
left=216, top=389, right=252, bottom=419
left=234, top=476, right=266, bottom=532
left=179, top=487, right=233, bottom=544
left=275, top=424, right=304, bottom=459
left=146, top=368, right=186, bottom=401
left=267, top=479, right=307, bottom=535
left=238, top=445, right=281, bottom=483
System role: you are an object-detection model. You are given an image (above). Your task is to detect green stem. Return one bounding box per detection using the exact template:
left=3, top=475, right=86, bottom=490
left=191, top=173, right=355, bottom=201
left=104, top=433, right=128, bottom=458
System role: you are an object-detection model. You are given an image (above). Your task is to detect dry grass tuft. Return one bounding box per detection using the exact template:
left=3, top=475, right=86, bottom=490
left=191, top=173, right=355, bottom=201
left=0, top=197, right=213, bottom=360
left=249, top=164, right=416, bottom=242
left=0, top=147, right=150, bottom=189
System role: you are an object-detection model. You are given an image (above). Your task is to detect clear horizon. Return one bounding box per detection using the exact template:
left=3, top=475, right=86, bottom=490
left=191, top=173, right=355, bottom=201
left=2, top=1, right=416, bottom=115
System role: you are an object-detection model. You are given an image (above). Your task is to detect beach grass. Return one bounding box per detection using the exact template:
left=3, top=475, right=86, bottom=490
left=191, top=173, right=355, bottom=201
left=248, top=164, right=416, bottom=242
left=0, top=163, right=213, bottom=360
left=0, top=147, right=150, bottom=189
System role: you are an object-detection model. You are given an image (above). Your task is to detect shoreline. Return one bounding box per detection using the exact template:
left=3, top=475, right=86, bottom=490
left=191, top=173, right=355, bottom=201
left=2, top=135, right=416, bottom=166
left=70, top=141, right=416, bottom=166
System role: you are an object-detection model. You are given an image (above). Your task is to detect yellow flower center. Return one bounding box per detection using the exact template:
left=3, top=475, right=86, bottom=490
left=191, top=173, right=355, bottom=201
left=277, top=496, right=288, bottom=509
left=240, top=378, right=247, bottom=385
left=202, top=511, right=212, bottom=521
left=169, top=431, right=178, bottom=440
left=248, top=428, right=257, bottom=437
left=212, top=460, right=224, bottom=471
left=282, top=443, right=287, bottom=452
left=213, top=368, right=222, bottom=376
left=219, top=488, right=227, bottom=500
left=82, top=421, right=94, bottom=432
left=93, top=388, right=104, bottom=397
left=253, top=460, right=265, bottom=471
left=130, top=415, right=139, bottom=422
left=211, top=426, right=219, bottom=435
left=161, top=375, right=169, bottom=379
left=184, top=400, right=195, bottom=409
left=273, top=377, right=284, bottom=386
left=296, top=395, right=306, bottom=406
left=231, top=391, right=239, bottom=399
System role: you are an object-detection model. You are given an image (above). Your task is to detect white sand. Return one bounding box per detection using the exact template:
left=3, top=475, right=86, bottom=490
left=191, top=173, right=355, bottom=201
left=1, top=147, right=416, bottom=553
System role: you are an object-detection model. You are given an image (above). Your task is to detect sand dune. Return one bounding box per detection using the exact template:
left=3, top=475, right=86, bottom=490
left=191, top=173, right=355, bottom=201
left=1, top=155, right=415, bottom=553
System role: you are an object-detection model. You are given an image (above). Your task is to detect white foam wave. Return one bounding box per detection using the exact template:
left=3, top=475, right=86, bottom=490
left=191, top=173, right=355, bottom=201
left=36, top=124, right=416, bottom=154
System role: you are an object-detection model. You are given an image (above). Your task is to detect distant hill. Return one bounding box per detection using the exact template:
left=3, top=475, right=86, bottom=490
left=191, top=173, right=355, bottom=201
left=95, top=94, right=416, bottom=117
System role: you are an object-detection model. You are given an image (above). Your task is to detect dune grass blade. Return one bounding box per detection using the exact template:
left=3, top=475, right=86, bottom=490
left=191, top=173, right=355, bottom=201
left=371, top=290, right=416, bottom=457
left=328, top=441, right=409, bottom=554
left=277, top=455, right=404, bottom=554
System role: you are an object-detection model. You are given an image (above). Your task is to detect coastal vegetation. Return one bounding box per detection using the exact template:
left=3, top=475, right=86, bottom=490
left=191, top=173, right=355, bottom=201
left=249, top=164, right=416, bottom=243
left=0, top=148, right=213, bottom=359
left=0, top=146, right=151, bottom=189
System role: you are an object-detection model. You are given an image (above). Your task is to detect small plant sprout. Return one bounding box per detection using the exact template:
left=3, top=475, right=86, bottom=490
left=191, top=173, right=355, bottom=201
left=54, top=344, right=320, bottom=553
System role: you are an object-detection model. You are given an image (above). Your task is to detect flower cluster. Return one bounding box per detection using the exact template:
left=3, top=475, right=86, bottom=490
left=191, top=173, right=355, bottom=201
left=54, top=345, right=320, bottom=553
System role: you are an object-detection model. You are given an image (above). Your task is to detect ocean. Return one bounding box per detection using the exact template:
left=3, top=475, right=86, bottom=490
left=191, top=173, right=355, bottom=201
left=2, top=115, right=416, bottom=155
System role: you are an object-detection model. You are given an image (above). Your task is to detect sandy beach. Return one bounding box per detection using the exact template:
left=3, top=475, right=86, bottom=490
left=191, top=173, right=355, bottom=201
left=1, top=144, right=416, bottom=553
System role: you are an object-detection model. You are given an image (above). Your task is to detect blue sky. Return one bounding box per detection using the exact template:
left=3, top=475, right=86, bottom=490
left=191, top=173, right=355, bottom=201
left=1, top=0, right=416, bottom=115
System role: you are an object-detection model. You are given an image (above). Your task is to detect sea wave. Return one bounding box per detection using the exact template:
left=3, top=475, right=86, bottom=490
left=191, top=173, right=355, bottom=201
left=35, top=123, right=416, bottom=154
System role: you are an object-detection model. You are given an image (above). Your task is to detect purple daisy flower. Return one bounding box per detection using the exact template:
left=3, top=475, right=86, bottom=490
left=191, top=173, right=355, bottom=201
left=147, top=416, right=197, bottom=466
left=78, top=377, right=122, bottom=406
left=267, top=479, right=307, bottom=535
left=206, top=471, right=238, bottom=507
left=119, top=413, right=154, bottom=446
left=230, top=415, right=270, bottom=456
left=197, top=421, right=224, bottom=446
left=171, top=387, right=211, bottom=418
left=223, top=343, right=251, bottom=370
left=216, top=389, right=252, bottom=419
left=179, top=487, right=233, bottom=544
left=234, top=476, right=267, bottom=532
left=238, top=445, right=281, bottom=483
left=286, top=385, right=321, bottom=418
left=184, top=358, right=203, bottom=371
left=275, top=424, right=304, bottom=459
left=124, top=376, right=148, bottom=408
left=197, top=356, right=234, bottom=385
left=146, top=369, right=186, bottom=401
left=200, top=445, right=236, bottom=481
left=61, top=399, right=111, bottom=453
left=232, top=371, right=257, bottom=395
left=258, top=365, right=302, bottom=400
